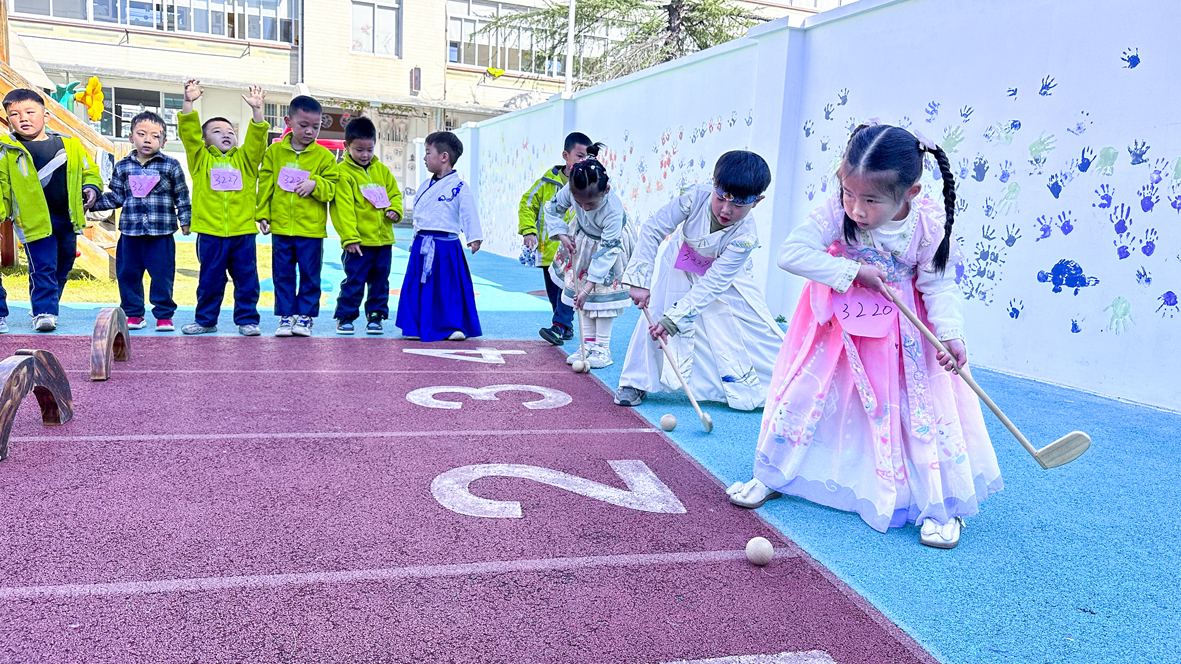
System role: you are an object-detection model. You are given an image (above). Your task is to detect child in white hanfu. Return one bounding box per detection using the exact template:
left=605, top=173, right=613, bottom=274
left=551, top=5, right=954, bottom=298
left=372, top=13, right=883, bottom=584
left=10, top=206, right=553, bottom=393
left=545, top=146, right=634, bottom=369
left=728, top=123, right=1002, bottom=550
left=613, top=151, right=784, bottom=411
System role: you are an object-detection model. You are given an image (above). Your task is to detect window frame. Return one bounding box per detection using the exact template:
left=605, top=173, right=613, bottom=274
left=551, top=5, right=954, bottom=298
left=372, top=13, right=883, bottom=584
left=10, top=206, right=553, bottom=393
left=350, top=0, right=403, bottom=59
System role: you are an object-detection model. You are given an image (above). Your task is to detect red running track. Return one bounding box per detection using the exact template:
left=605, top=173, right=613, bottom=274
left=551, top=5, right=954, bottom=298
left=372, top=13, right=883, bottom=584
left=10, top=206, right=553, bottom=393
left=0, top=337, right=936, bottom=664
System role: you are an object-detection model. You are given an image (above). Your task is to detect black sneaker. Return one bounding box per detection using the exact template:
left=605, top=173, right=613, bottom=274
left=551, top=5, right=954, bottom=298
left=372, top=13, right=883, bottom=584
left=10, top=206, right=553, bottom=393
left=561, top=326, right=574, bottom=341
left=336, top=320, right=355, bottom=335
left=614, top=386, right=646, bottom=407
left=539, top=324, right=567, bottom=346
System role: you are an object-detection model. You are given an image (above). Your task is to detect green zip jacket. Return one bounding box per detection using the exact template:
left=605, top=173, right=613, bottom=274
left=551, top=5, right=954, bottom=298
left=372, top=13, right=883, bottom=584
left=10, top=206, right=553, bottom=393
left=517, top=165, right=568, bottom=266
left=177, top=110, right=270, bottom=237
left=330, top=154, right=403, bottom=247
left=0, top=130, right=103, bottom=243
left=255, top=135, right=339, bottom=238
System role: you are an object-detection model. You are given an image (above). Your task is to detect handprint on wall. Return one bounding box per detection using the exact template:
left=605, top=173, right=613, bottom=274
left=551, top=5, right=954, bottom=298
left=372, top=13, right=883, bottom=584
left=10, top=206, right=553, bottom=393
left=925, top=101, right=940, bottom=122
left=1121, top=48, right=1140, bottom=69
left=1056, top=211, right=1075, bottom=236
left=1002, top=223, right=1020, bottom=246
left=1039, top=76, right=1057, bottom=96
left=1066, top=111, right=1091, bottom=136
left=996, top=160, right=1014, bottom=183
left=1149, top=159, right=1170, bottom=185
left=960, top=105, right=973, bottom=122
left=803, top=120, right=814, bottom=137
left=971, top=155, right=989, bottom=182
left=1078, top=147, right=1095, bottom=173
left=1109, top=203, right=1132, bottom=234
left=837, top=88, right=849, bottom=106
left=1095, top=147, right=1118, bottom=175
left=1139, top=184, right=1159, bottom=212
left=1128, top=140, right=1151, bottom=166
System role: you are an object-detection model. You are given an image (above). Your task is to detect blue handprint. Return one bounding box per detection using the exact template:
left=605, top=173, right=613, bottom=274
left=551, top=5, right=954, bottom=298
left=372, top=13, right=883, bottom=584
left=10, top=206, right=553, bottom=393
left=1070, top=319, right=1082, bottom=334
left=982, top=197, right=997, bottom=219
left=972, top=155, right=989, bottom=182
left=1002, top=223, right=1020, bottom=246
left=1122, top=48, right=1140, bottom=69
left=803, top=120, right=814, bottom=137
left=805, top=161, right=813, bottom=171
left=1078, top=147, right=1094, bottom=172
left=997, top=160, right=1014, bottom=183
left=821, top=176, right=829, bottom=193
left=957, top=158, right=971, bottom=181
left=1150, top=158, right=1170, bottom=185
left=1128, top=140, right=1151, bottom=165
left=925, top=101, right=939, bottom=122
left=1136, top=267, right=1152, bottom=286
left=1039, top=76, right=1057, bottom=96
left=805, top=184, right=815, bottom=201
left=820, top=137, right=830, bottom=152
left=1034, top=215, right=1053, bottom=241
left=1170, top=184, right=1181, bottom=213
left=983, top=126, right=998, bottom=143
left=1110, top=203, right=1132, bottom=233
left=1056, top=211, right=1075, bottom=235
left=956, top=197, right=969, bottom=214
left=898, top=116, right=912, bottom=129
left=1114, top=233, right=1137, bottom=260
left=1094, top=184, right=1114, bottom=209
left=960, top=105, right=973, bottom=122
left=845, top=117, right=857, bottom=133
left=1007, top=87, right=1018, bottom=99
left=1140, top=184, right=1159, bottom=212
left=1142, top=228, right=1157, bottom=256
left=1159, top=291, right=1180, bottom=318
left=729, top=111, right=737, bottom=127
left=1066, top=111, right=1091, bottom=136
left=824, top=104, right=834, bottom=120
left=837, top=88, right=849, bottom=106
left=1047, top=173, right=1064, bottom=199
left=1007, top=299, right=1023, bottom=319
left=1028, top=156, right=1047, bottom=176
left=746, top=110, right=753, bottom=126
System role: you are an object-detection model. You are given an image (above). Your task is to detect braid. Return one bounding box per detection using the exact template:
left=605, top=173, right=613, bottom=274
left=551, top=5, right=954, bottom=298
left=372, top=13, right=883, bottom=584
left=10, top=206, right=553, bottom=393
left=927, top=143, right=956, bottom=273
left=570, top=152, right=610, bottom=193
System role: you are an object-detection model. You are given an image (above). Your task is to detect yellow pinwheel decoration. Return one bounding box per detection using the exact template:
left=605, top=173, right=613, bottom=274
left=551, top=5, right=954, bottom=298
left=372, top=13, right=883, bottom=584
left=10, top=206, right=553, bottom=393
left=74, top=77, right=105, bottom=122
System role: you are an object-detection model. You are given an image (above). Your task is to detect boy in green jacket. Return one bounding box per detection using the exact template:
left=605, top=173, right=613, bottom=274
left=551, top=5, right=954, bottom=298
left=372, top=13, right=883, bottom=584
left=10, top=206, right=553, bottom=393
left=518, top=131, right=594, bottom=346
left=255, top=95, right=339, bottom=337
left=177, top=79, right=270, bottom=336
left=329, top=117, right=402, bottom=335
left=0, top=88, right=103, bottom=333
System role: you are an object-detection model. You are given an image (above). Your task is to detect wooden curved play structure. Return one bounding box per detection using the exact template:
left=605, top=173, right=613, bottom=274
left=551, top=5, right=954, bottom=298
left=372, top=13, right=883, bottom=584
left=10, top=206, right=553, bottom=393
left=90, top=307, right=130, bottom=381
left=0, top=349, right=73, bottom=461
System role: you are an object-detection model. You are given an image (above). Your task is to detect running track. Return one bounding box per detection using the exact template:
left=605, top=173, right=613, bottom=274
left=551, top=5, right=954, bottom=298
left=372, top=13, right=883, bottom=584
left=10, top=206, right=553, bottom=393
left=0, top=336, right=935, bottom=663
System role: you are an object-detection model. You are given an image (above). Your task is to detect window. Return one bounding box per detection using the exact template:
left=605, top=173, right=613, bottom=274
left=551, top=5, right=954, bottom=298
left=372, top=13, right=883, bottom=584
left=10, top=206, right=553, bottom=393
left=351, top=1, right=402, bottom=58
left=13, top=0, right=300, bottom=44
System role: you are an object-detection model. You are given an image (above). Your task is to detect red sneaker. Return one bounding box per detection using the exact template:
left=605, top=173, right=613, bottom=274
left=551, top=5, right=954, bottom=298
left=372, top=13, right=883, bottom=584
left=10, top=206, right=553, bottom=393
left=156, top=319, right=175, bottom=332
left=127, top=316, right=147, bottom=329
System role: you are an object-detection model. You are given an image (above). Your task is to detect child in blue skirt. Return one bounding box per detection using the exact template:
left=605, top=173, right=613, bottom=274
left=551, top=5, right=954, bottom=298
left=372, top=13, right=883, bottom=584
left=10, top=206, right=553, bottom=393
left=395, top=132, right=483, bottom=341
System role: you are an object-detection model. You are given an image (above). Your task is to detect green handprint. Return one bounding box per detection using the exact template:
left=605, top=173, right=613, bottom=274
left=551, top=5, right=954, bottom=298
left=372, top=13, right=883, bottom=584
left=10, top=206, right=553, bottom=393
left=941, top=125, right=965, bottom=154
left=1096, top=147, right=1118, bottom=175
left=1104, top=296, right=1134, bottom=334
left=996, top=122, right=1016, bottom=145
left=1028, top=132, right=1057, bottom=160
left=1173, top=157, right=1181, bottom=181
left=998, top=182, right=1020, bottom=215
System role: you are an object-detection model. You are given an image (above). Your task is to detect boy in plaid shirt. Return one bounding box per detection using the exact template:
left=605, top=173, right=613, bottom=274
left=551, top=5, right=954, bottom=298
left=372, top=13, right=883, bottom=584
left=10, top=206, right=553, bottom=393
left=93, top=111, right=191, bottom=331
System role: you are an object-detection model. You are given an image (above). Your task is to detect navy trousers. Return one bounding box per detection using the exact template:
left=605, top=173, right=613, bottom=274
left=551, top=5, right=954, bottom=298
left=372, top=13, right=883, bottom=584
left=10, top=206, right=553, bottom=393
left=334, top=245, right=393, bottom=322
left=0, top=275, right=6, bottom=318
left=542, top=265, right=574, bottom=332
left=116, top=234, right=177, bottom=320
left=51, top=218, right=76, bottom=300
left=272, top=235, right=323, bottom=317
left=195, top=233, right=260, bottom=327
left=23, top=227, right=66, bottom=316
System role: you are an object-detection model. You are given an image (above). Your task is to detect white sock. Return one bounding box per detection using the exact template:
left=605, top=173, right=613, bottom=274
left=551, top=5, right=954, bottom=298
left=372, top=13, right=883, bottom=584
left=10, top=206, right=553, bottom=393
left=594, top=316, right=614, bottom=350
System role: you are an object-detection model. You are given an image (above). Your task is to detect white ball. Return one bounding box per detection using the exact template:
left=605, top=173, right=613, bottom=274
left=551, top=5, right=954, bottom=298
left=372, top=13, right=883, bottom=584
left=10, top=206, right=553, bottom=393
left=572, top=360, right=586, bottom=373
left=745, top=537, right=774, bottom=566
left=660, top=414, right=677, bottom=431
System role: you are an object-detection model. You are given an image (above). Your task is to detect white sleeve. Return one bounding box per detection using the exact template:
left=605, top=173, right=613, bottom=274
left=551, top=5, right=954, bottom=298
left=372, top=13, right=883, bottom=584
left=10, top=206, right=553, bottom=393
left=459, top=181, right=483, bottom=242
left=777, top=216, right=860, bottom=293
left=916, top=267, right=965, bottom=341
left=586, top=200, right=625, bottom=284
left=622, top=191, right=693, bottom=289
left=665, top=229, right=757, bottom=332
left=543, top=185, right=574, bottom=237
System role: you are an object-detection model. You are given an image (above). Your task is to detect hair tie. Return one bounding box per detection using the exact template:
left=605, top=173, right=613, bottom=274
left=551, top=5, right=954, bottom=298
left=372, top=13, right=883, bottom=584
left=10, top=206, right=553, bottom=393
left=912, top=129, right=936, bottom=152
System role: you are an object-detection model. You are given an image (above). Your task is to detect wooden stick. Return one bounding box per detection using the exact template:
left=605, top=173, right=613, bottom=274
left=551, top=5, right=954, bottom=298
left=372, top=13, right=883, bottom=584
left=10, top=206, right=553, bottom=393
left=642, top=308, right=712, bottom=433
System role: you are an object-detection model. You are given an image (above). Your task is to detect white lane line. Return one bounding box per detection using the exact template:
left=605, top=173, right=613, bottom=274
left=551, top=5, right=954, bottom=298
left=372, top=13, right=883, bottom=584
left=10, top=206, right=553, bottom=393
left=8, top=428, right=659, bottom=444
left=0, top=548, right=796, bottom=600
left=662, top=653, right=836, bottom=664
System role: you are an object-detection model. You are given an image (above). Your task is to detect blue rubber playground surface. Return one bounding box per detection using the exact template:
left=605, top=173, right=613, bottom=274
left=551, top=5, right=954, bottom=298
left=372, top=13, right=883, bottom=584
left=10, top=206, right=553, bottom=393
left=5, top=233, right=1177, bottom=664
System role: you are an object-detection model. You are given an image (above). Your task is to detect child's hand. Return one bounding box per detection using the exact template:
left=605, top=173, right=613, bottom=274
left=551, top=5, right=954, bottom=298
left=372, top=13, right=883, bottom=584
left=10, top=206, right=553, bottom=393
left=385, top=210, right=401, bottom=222
left=555, top=233, right=575, bottom=257
left=630, top=287, right=650, bottom=309
left=936, top=338, right=967, bottom=372
left=522, top=233, right=538, bottom=250
left=82, top=188, right=98, bottom=210
left=180, top=225, right=191, bottom=236
left=854, top=263, right=890, bottom=296
left=468, top=240, right=481, bottom=254
left=184, top=79, right=203, bottom=102
left=573, top=283, right=593, bottom=309
left=294, top=179, right=316, bottom=197
left=648, top=321, right=670, bottom=344
left=257, top=219, right=270, bottom=234
left=241, top=85, right=266, bottom=110
left=344, top=242, right=363, bottom=255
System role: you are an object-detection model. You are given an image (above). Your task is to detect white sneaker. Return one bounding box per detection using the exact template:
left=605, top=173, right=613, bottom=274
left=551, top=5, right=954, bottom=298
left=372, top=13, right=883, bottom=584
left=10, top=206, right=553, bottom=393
left=566, top=348, right=586, bottom=365
left=0, top=317, right=7, bottom=334
left=291, top=315, right=313, bottom=337
left=920, top=517, right=963, bottom=549
left=447, top=330, right=466, bottom=341
left=587, top=342, right=612, bottom=369
left=275, top=316, right=294, bottom=337
left=728, top=478, right=781, bottom=508
left=33, top=314, right=56, bottom=332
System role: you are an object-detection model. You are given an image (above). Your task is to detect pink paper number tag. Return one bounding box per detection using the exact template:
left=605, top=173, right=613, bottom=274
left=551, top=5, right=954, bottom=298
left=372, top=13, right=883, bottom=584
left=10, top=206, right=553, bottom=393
left=831, top=287, right=898, bottom=338
left=673, top=242, right=716, bottom=276
left=278, top=167, right=310, bottom=192
left=129, top=174, right=160, bottom=198
left=361, top=186, right=391, bottom=209
left=210, top=168, right=243, bottom=191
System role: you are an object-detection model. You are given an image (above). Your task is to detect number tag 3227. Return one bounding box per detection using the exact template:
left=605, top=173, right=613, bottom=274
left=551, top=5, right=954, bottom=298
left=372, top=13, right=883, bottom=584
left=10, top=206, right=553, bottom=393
left=831, top=286, right=898, bottom=338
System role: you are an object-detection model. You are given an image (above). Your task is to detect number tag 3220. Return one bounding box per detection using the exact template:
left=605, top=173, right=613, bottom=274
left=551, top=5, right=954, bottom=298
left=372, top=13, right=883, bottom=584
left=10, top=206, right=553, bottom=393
left=831, top=286, right=898, bottom=338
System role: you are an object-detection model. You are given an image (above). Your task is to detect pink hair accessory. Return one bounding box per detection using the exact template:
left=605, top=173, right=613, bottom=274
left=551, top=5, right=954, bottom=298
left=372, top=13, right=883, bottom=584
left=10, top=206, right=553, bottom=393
left=912, top=129, right=937, bottom=152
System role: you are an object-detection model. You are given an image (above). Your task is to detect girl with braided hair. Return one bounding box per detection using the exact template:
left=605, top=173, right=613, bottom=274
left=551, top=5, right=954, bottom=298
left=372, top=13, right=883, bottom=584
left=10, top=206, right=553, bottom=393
left=728, top=123, right=1001, bottom=550
left=544, top=144, right=635, bottom=369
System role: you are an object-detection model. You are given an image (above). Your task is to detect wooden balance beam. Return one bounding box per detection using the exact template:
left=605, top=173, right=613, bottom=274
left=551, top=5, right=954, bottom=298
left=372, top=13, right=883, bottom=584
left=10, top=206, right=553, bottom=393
left=90, top=307, right=130, bottom=381
left=0, top=349, right=73, bottom=461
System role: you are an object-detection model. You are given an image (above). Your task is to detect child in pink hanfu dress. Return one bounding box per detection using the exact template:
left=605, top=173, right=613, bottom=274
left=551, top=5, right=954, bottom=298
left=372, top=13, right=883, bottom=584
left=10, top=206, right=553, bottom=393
left=727, top=123, right=1002, bottom=550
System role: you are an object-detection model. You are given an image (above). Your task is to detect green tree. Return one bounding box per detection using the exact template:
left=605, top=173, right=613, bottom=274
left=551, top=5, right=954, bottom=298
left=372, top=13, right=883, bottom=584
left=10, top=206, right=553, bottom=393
left=475, top=0, right=766, bottom=88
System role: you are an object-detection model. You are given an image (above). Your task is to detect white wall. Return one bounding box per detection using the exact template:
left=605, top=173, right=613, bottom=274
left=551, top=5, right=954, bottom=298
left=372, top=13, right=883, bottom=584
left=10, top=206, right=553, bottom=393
left=459, top=0, right=1181, bottom=411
